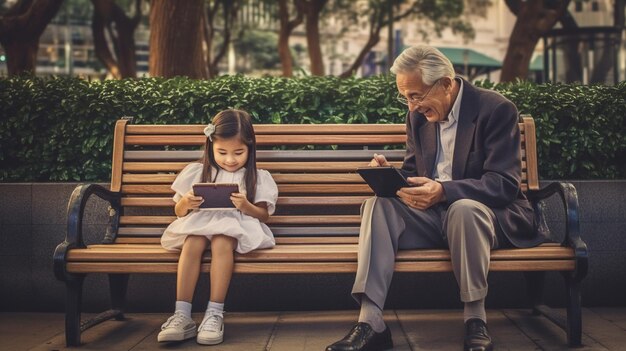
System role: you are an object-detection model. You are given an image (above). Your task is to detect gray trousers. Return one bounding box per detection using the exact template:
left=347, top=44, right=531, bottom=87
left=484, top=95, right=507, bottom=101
left=351, top=197, right=500, bottom=310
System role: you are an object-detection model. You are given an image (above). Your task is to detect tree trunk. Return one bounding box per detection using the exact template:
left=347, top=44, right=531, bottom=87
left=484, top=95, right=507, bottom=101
left=339, top=6, right=385, bottom=78
left=589, top=34, right=615, bottom=83
left=92, top=0, right=121, bottom=78
left=203, top=1, right=219, bottom=78
left=208, top=0, right=239, bottom=78
left=278, top=0, right=303, bottom=77
left=559, top=11, right=583, bottom=82
left=501, top=0, right=570, bottom=82
left=339, top=34, right=380, bottom=78
left=112, top=1, right=141, bottom=78
left=590, top=1, right=626, bottom=83
left=92, top=0, right=141, bottom=79
left=339, top=3, right=415, bottom=78
left=302, top=0, right=327, bottom=76
left=149, top=0, right=207, bottom=78
left=0, top=0, right=64, bottom=76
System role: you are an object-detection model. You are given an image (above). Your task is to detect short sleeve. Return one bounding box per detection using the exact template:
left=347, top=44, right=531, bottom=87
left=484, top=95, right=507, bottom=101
left=171, top=163, right=203, bottom=203
left=254, top=169, right=279, bottom=215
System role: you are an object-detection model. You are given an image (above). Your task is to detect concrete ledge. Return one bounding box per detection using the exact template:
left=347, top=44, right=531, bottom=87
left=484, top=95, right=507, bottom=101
left=1, top=181, right=624, bottom=312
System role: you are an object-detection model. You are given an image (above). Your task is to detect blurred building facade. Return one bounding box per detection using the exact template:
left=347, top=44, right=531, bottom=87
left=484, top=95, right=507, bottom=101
left=0, top=0, right=623, bottom=83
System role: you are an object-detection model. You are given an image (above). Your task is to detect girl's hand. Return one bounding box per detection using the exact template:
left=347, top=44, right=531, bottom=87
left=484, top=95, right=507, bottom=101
left=231, top=191, right=270, bottom=222
left=230, top=192, right=251, bottom=211
left=181, top=190, right=204, bottom=211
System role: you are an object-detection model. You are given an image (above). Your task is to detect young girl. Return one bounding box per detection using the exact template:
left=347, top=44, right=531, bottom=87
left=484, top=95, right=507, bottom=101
left=158, top=109, right=278, bottom=345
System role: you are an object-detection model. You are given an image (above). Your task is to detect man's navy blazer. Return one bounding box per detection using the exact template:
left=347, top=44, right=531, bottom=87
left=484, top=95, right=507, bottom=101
left=400, top=78, right=544, bottom=248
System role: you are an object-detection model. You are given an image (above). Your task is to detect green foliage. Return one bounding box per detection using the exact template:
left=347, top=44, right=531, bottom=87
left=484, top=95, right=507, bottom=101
left=0, top=75, right=404, bottom=181
left=235, top=29, right=281, bottom=70
left=0, top=75, right=624, bottom=181
left=476, top=80, right=626, bottom=180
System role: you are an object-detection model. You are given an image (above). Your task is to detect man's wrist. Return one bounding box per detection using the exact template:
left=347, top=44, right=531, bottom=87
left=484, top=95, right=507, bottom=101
left=437, top=181, right=447, bottom=203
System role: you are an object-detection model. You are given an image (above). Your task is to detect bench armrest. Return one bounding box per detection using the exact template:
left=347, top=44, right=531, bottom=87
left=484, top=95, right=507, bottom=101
left=527, top=181, right=588, bottom=282
left=53, top=184, right=122, bottom=281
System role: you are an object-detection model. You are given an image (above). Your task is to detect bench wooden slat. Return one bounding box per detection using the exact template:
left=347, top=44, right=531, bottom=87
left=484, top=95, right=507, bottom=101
left=522, top=116, right=540, bottom=190
left=66, top=260, right=574, bottom=274
left=84, top=242, right=565, bottom=253
left=122, top=161, right=403, bottom=172
left=111, top=119, right=129, bottom=192
left=116, top=226, right=361, bottom=236
left=122, top=161, right=523, bottom=173
left=120, top=184, right=375, bottom=195
left=121, top=173, right=368, bottom=186
left=120, top=172, right=526, bottom=185
left=119, top=149, right=520, bottom=162
left=115, top=237, right=360, bottom=245
left=120, top=196, right=370, bottom=207
left=67, top=244, right=574, bottom=263
left=125, top=124, right=407, bottom=135
left=119, top=215, right=362, bottom=225
left=125, top=135, right=407, bottom=146
left=123, top=150, right=407, bottom=161
left=121, top=173, right=365, bottom=185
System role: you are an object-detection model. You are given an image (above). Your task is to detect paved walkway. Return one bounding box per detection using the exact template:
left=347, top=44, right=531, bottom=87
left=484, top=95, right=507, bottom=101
left=1, top=308, right=626, bottom=350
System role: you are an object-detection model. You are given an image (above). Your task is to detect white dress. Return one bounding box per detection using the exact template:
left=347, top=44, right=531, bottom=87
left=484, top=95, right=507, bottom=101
left=161, top=163, right=278, bottom=254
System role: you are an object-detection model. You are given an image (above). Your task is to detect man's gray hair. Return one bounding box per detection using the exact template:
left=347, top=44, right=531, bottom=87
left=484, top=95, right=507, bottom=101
left=390, top=45, right=455, bottom=86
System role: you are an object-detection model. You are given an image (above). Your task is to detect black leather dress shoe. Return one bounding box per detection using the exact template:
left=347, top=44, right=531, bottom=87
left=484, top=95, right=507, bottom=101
left=326, top=322, right=393, bottom=351
left=464, top=318, right=493, bottom=351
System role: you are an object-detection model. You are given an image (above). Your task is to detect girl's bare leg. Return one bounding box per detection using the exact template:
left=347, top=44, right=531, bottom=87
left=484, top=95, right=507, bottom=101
left=176, top=235, right=209, bottom=302
left=208, top=234, right=237, bottom=302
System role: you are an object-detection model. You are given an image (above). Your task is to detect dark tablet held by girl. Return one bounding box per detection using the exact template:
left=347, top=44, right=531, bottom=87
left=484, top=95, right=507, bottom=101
left=192, top=183, right=239, bottom=209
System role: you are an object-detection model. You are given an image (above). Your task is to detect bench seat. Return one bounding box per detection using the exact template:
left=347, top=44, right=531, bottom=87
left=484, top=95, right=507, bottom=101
left=66, top=243, right=575, bottom=274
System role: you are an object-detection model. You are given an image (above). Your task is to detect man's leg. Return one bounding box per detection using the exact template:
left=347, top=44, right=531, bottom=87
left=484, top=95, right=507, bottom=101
left=327, top=197, right=445, bottom=351
left=352, top=197, right=445, bottom=325
left=444, top=199, right=497, bottom=351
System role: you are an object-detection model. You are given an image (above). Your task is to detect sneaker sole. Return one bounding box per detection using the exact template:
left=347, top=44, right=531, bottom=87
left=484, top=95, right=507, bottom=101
left=197, top=334, right=224, bottom=345
left=157, top=329, right=197, bottom=342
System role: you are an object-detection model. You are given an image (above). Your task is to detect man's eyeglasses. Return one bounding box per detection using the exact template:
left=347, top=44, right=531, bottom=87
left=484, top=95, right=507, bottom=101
left=397, top=79, right=440, bottom=106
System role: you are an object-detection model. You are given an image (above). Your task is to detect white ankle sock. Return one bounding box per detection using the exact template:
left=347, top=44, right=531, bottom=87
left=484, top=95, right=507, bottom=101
left=175, top=301, right=192, bottom=319
left=204, top=301, right=225, bottom=320
left=358, top=296, right=386, bottom=333
left=464, top=299, right=486, bottom=323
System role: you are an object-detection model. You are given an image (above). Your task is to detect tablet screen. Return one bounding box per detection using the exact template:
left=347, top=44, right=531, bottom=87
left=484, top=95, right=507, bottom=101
left=192, top=183, right=239, bottom=209
left=356, top=166, right=410, bottom=197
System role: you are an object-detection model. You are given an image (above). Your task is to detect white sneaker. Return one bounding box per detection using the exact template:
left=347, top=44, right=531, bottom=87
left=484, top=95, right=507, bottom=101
left=157, top=311, right=197, bottom=342
left=197, top=313, right=224, bottom=345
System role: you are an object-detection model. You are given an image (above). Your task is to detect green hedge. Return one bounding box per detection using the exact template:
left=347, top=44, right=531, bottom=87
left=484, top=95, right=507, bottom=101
left=1, top=75, right=624, bottom=181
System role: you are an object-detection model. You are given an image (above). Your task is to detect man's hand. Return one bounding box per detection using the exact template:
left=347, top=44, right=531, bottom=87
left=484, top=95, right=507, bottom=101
left=369, top=153, right=391, bottom=167
left=396, top=177, right=445, bottom=210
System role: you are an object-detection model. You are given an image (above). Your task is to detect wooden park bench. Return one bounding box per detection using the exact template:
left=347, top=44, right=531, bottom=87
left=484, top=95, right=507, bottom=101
left=53, top=115, right=587, bottom=346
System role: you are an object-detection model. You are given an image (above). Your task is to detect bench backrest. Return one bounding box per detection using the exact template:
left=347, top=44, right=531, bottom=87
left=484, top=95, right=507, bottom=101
left=110, top=116, right=538, bottom=245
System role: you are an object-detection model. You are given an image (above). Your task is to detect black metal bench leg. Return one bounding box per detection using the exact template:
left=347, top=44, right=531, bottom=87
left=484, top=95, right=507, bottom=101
left=524, top=271, right=546, bottom=315
left=565, top=276, right=583, bottom=347
left=65, top=276, right=85, bottom=346
left=109, top=274, right=129, bottom=320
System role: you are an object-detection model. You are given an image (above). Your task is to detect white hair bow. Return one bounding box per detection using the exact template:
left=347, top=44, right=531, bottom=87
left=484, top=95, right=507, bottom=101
left=203, top=123, right=216, bottom=141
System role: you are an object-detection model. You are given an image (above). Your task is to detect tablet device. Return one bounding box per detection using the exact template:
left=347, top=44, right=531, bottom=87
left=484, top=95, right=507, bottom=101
left=192, top=183, right=239, bottom=209
left=356, top=166, right=410, bottom=197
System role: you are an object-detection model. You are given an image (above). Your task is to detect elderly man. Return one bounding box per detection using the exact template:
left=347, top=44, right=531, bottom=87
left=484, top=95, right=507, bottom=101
left=326, top=46, right=542, bottom=351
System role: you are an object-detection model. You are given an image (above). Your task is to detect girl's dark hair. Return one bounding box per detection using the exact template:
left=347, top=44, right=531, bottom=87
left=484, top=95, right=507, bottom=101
left=199, top=109, right=257, bottom=203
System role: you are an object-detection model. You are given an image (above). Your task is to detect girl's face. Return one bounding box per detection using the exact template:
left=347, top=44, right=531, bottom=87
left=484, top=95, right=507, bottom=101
left=212, top=136, right=249, bottom=172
